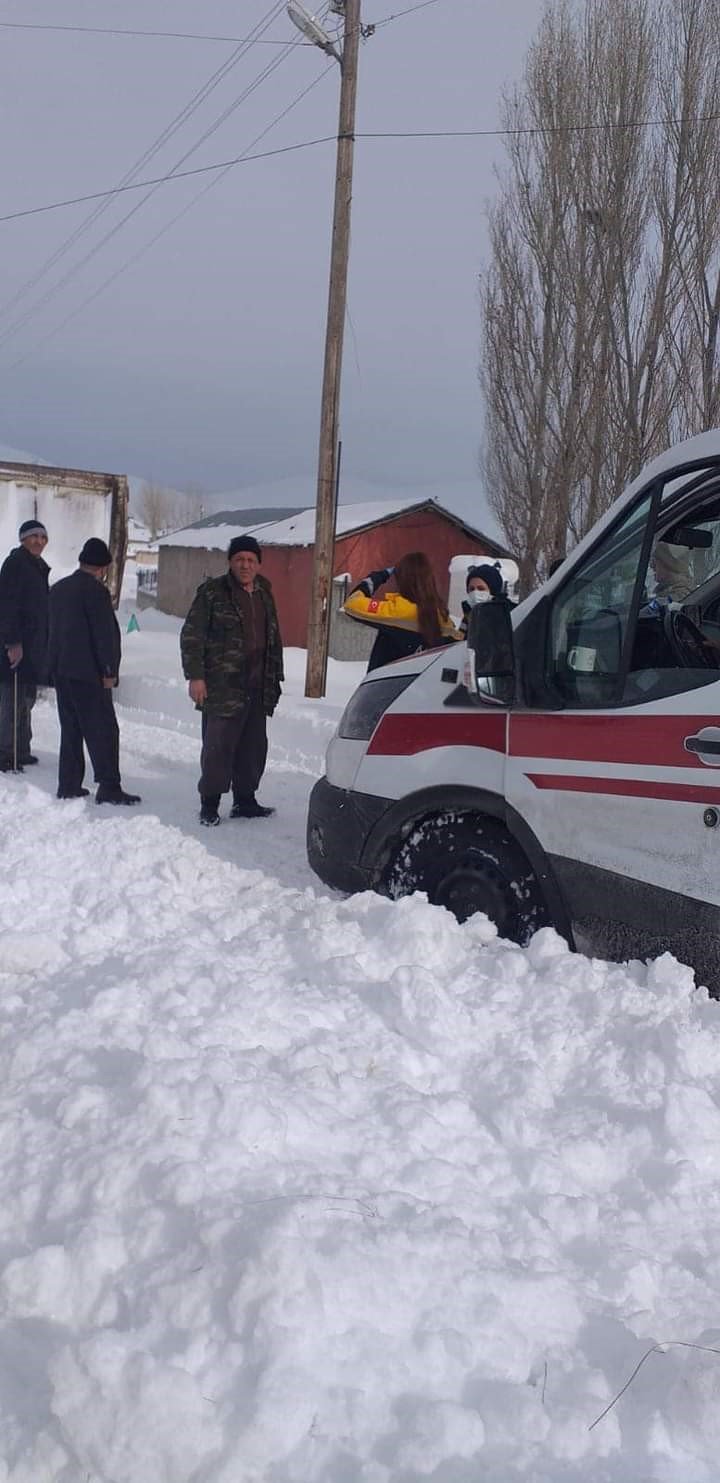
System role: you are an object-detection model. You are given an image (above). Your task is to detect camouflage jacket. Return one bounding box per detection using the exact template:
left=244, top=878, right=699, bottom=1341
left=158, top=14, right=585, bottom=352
left=180, top=572, right=284, bottom=717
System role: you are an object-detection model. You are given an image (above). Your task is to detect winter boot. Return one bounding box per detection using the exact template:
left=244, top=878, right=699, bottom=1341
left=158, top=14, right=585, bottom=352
left=230, top=795, right=275, bottom=819
left=96, top=783, right=142, bottom=806
left=18, top=754, right=39, bottom=766
left=0, top=757, right=23, bottom=773
left=57, top=787, right=90, bottom=799
left=199, top=795, right=221, bottom=827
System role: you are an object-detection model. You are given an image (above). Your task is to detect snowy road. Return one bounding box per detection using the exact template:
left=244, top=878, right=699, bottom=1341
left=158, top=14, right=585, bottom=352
left=2, top=611, right=720, bottom=1481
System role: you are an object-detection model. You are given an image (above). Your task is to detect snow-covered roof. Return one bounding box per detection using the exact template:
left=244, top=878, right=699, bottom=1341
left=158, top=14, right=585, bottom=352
left=160, top=495, right=507, bottom=553
left=187, top=506, right=304, bottom=531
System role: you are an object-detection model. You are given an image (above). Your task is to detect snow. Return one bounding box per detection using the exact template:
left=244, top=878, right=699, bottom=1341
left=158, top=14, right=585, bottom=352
left=2, top=608, right=720, bottom=1480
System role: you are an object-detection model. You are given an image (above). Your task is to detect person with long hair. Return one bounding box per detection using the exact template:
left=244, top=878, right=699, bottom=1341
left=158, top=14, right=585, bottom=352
left=344, top=551, right=460, bottom=672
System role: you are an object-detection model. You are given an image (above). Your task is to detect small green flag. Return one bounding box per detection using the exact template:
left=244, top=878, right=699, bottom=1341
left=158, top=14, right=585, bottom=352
left=127, top=612, right=140, bottom=633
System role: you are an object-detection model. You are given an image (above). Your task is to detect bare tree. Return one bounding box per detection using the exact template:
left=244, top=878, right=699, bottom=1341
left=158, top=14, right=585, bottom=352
left=480, top=0, right=720, bottom=589
left=138, top=481, right=173, bottom=541
left=138, top=481, right=204, bottom=539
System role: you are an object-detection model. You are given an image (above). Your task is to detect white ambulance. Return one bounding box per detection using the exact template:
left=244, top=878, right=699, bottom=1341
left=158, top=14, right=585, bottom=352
left=307, top=430, right=720, bottom=988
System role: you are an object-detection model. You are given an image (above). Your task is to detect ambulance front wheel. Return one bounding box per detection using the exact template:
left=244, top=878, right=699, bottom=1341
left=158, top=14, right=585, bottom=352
left=385, top=811, right=548, bottom=945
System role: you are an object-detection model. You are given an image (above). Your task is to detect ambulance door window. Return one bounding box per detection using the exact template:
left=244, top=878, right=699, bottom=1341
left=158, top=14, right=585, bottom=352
left=621, top=501, right=720, bottom=704
left=547, top=491, right=653, bottom=707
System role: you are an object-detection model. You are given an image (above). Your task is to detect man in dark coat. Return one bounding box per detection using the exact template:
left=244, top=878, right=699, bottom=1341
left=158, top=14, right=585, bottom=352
left=180, top=535, right=283, bottom=826
left=47, top=537, right=141, bottom=805
left=0, top=518, right=50, bottom=771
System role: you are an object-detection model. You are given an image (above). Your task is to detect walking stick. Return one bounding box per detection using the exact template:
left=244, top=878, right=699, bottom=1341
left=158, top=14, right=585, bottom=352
left=12, top=668, right=19, bottom=773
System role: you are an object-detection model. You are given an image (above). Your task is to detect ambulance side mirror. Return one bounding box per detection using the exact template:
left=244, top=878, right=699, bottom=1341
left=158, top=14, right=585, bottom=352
left=466, top=599, right=515, bottom=707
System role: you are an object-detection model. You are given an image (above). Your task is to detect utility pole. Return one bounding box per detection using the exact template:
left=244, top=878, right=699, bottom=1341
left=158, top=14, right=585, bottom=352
left=303, top=0, right=361, bottom=698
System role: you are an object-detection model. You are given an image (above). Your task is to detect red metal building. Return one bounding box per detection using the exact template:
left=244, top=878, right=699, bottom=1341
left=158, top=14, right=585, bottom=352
left=158, top=497, right=508, bottom=648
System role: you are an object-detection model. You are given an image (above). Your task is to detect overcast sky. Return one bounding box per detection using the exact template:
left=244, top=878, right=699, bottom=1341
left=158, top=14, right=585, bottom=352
left=0, top=0, right=546, bottom=502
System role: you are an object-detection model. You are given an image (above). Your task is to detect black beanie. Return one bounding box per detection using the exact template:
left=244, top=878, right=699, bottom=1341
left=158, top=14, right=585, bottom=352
left=228, top=535, right=261, bottom=562
left=79, top=538, right=112, bottom=567
left=467, top=563, right=503, bottom=598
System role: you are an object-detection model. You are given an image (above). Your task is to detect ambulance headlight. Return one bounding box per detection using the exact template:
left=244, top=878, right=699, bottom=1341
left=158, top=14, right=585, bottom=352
left=338, top=674, right=415, bottom=740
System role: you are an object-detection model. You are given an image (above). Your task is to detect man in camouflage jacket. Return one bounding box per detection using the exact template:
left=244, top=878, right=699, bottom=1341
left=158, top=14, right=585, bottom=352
left=180, top=535, right=283, bottom=825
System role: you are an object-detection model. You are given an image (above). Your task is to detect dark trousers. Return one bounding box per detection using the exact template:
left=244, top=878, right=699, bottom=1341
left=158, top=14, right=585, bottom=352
left=55, top=679, right=121, bottom=794
left=199, top=695, right=268, bottom=800
left=0, top=679, right=37, bottom=763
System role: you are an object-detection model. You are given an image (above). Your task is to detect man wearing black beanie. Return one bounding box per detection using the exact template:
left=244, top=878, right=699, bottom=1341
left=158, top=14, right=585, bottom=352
left=0, top=519, right=51, bottom=771
left=47, top=539, right=141, bottom=804
left=180, top=534, right=283, bottom=825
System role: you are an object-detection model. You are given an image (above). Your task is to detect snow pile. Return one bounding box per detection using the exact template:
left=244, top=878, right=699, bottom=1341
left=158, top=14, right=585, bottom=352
left=1, top=621, right=720, bottom=1479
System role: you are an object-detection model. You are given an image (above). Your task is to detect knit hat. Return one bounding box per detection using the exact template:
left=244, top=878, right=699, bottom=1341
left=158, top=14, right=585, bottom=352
left=228, top=535, right=261, bottom=562
left=19, top=519, right=47, bottom=541
left=79, top=537, right=112, bottom=567
left=466, top=562, right=503, bottom=598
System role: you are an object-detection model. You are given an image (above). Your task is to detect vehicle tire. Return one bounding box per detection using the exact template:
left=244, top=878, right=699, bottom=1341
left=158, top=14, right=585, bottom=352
left=385, top=810, right=548, bottom=945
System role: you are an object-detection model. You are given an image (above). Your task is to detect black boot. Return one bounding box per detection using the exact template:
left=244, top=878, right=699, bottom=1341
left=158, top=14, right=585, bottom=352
left=18, top=754, right=39, bottom=765
left=0, top=757, right=23, bottom=773
left=96, top=783, right=141, bottom=805
left=57, top=787, right=90, bottom=799
left=199, top=795, right=221, bottom=826
left=230, top=795, right=275, bottom=819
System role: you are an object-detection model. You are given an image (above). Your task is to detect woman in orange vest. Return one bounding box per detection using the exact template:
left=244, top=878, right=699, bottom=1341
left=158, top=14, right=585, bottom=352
left=344, top=550, right=461, bottom=672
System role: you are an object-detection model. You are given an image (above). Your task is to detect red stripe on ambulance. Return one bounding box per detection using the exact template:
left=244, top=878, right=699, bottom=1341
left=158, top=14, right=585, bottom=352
left=511, top=713, right=719, bottom=768
left=527, top=774, right=720, bottom=804
left=368, top=712, right=506, bottom=756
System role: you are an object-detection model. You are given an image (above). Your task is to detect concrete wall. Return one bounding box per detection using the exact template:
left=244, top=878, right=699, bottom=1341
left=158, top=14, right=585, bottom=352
left=329, top=578, right=374, bottom=663
left=157, top=545, right=228, bottom=618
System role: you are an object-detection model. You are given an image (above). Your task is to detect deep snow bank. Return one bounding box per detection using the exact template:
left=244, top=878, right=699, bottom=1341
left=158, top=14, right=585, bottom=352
left=1, top=783, right=720, bottom=1482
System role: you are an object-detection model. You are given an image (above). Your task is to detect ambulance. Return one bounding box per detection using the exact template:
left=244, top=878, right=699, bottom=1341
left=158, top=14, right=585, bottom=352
left=306, top=431, right=720, bottom=988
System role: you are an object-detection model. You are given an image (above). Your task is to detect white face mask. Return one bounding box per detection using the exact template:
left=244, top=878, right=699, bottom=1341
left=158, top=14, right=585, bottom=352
left=466, top=588, right=492, bottom=606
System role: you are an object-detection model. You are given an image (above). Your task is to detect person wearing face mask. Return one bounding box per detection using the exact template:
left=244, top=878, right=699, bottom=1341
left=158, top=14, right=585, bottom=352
left=459, top=563, right=506, bottom=635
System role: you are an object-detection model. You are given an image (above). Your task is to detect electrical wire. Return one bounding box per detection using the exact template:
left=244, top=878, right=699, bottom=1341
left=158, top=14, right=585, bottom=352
left=0, top=21, right=309, bottom=43
left=4, top=64, right=335, bottom=375
left=0, top=140, right=334, bottom=225
left=371, top=0, right=447, bottom=26
left=4, top=109, right=718, bottom=228
left=0, top=38, right=305, bottom=350
left=0, top=2, right=447, bottom=43
left=0, top=0, right=287, bottom=319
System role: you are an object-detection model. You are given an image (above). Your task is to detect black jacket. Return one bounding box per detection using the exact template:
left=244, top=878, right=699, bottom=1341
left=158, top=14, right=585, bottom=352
left=0, top=545, right=51, bottom=684
left=48, top=570, right=121, bottom=684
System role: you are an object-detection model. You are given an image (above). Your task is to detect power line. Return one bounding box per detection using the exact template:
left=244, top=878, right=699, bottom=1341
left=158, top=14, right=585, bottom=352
left=0, top=1, right=288, bottom=318
left=0, top=40, right=303, bottom=351
left=0, top=138, right=335, bottom=225
left=4, top=110, right=719, bottom=227
left=0, top=1, right=446, bottom=44
left=0, top=21, right=310, bottom=44
left=0, top=2, right=337, bottom=349
left=4, top=65, right=335, bottom=375
left=372, top=0, right=446, bottom=25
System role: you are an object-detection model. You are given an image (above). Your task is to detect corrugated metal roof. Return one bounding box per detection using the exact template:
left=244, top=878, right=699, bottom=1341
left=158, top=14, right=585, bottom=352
left=184, top=506, right=304, bottom=530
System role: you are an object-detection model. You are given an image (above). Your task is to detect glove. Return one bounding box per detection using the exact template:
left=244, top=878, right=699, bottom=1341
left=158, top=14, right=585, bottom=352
left=363, top=568, right=394, bottom=595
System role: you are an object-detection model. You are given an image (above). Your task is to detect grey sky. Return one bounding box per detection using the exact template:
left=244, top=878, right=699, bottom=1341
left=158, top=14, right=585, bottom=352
left=1, top=0, right=546, bottom=507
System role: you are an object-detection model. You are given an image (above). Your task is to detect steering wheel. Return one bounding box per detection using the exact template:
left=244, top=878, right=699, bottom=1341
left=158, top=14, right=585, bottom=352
left=663, top=607, right=720, bottom=670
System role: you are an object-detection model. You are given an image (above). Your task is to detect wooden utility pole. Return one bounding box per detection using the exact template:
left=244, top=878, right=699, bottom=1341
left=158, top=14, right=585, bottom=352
left=304, top=0, right=361, bottom=698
